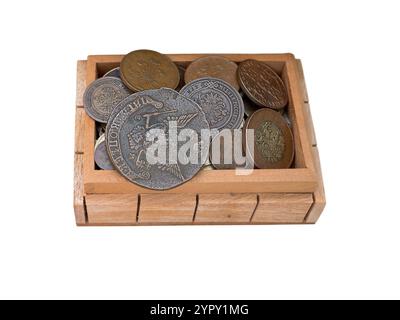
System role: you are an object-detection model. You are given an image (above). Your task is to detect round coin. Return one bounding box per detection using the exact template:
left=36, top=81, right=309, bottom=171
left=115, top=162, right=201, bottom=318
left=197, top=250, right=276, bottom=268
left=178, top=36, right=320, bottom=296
left=238, top=59, right=288, bottom=110
left=243, top=108, right=294, bottom=169
left=106, top=88, right=210, bottom=190
left=185, top=56, right=240, bottom=90
left=83, top=77, right=132, bottom=123
left=95, top=139, right=114, bottom=170
left=120, top=49, right=180, bottom=91
left=103, top=67, right=120, bottom=78
left=179, top=77, right=244, bottom=131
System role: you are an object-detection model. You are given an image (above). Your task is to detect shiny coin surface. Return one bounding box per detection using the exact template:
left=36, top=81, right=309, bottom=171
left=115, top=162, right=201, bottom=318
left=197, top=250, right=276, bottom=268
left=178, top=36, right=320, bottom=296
left=106, top=88, right=209, bottom=190
left=180, top=77, right=244, bottom=131
left=185, top=56, right=240, bottom=91
left=238, top=59, right=288, bottom=110
left=83, top=77, right=132, bottom=123
left=243, top=108, right=294, bottom=169
left=103, top=67, right=120, bottom=78
left=120, top=49, right=180, bottom=91
left=210, top=129, right=244, bottom=170
left=94, top=139, right=114, bottom=170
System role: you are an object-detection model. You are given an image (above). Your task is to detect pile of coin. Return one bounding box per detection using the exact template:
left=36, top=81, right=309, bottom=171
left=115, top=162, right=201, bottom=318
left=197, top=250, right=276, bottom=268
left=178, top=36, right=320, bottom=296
left=83, top=50, right=294, bottom=190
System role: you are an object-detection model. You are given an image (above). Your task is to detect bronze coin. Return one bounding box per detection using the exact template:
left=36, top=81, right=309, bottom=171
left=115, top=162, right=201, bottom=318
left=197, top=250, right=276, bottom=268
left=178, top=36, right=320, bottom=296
left=238, top=59, right=288, bottom=110
left=120, top=49, right=180, bottom=91
left=243, top=108, right=294, bottom=169
left=185, top=56, right=240, bottom=91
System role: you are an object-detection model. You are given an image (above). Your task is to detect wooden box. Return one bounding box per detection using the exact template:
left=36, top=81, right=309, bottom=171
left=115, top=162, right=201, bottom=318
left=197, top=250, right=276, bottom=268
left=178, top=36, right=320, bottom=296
left=74, top=53, right=325, bottom=226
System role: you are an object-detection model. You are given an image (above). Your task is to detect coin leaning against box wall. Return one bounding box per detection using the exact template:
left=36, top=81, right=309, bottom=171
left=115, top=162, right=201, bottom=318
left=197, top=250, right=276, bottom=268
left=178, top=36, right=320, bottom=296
left=106, top=88, right=210, bottom=190
left=83, top=77, right=132, bottom=123
left=179, top=77, right=244, bottom=131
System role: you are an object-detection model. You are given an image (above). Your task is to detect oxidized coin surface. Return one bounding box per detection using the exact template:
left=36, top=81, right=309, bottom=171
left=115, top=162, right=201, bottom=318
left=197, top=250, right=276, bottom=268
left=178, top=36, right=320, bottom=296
left=238, top=59, right=288, bottom=110
left=83, top=77, right=131, bottom=123
left=95, top=136, right=114, bottom=170
left=120, top=49, right=180, bottom=91
left=103, top=67, right=120, bottom=78
left=210, top=129, right=245, bottom=170
left=106, top=88, right=209, bottom=190
left=185, top=56, right=240, bottom=91
left=180, top=77, right=244, bottom=131
left=243, top=108, right=294, bottom=169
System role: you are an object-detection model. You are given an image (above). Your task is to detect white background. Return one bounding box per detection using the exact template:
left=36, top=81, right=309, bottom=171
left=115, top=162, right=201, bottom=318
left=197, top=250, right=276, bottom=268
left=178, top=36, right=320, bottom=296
left=0, top=0, right=399, bottom=299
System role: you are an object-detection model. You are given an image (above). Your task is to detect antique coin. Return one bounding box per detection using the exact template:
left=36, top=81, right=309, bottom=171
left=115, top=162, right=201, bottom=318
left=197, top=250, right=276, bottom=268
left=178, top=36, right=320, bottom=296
left=95, top=136, right=114, bottom=170
left=103, top=67, right=120, bottom=78
left=185, top=56, right=240, bottom=90
left=210, top=129, right=245, bottom=170
left=243, top=108, right=294, bottom=169
left=106, top=88, right=210, bottom=190
left=180, top=77, right=244, bottom=131
left=238, top=59, right=288, bottom=110
left=120, top=49, right=180, bottom=91
left=83, top=77, right=132, bottom=123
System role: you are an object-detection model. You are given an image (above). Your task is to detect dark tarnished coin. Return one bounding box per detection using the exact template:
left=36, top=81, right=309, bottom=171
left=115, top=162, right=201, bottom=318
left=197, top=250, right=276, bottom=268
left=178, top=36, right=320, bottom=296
left=95, top=136, right=114, bottom=170
left=120, top=49, right=180, bottom=91
left=83, top=77, right=131, bottom=123
left=180, top=77, right=244, bottom=131
left=210, top=129, right=245, bottom=170
left=238, top=59, right=288, bottom=110
left=103, top=67, right=120, bottom=78
left=185, top=56, right=240, bottom=91
left=243, top=108, right=294, bottom=169
left=106, top=88, right=209, bottom=190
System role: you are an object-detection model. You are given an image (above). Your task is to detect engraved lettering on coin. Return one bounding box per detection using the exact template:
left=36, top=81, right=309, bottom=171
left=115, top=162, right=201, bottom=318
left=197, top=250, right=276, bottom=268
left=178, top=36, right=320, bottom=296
left=103, top=67, right=120, bottom=78
left=83, top=77, right=131, bottom=123
left=238, top=59, right=288, bottom=110
left=243, top=108, right=293, bottom=169
left=106, top=88, right=209, bottom=190
left=120, top=50, right=180, bottom=91
left=185, top=56, right=240, bottom=90
left=180, top=77, right=244, bottom=130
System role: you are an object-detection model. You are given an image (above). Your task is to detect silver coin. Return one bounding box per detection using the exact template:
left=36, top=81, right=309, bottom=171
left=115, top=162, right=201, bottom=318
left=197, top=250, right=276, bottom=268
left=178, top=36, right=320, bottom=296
left=179, top=77, right=244, bottom=130
left=94, top=139, right=114, bottom=170
left=83, top=77, right=131, bottom=123
left=106, top=88, right=210, bottom=190
left=103, top=67, right=120, bottom=78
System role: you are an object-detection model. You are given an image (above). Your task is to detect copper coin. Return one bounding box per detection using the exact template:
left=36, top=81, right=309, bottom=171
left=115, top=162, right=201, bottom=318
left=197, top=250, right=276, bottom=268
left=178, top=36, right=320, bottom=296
left=238, top=59, right=288, bottom=110
left=120, top=49, right=180, bottom=91
left=185, top=56, right=240, bottom=91
left=243, top=108, right=294, bottom=169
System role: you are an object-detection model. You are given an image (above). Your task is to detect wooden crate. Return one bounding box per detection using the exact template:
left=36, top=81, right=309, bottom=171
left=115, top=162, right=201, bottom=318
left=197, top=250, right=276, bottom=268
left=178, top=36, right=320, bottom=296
left=74, top=53, right=325, bottom=226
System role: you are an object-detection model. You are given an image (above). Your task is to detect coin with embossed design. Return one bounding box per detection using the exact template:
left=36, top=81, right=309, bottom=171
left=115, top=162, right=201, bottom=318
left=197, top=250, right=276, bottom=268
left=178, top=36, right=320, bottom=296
left=185, top=56, right=240, bottom=91
left=243, top=108, right=293, bottom=169
left=120, top=50, right=180, bottom=91
left=106, top=88, right=209, bottom=190
left=83, top=77, right=132, bottom=123
left=238, top=59, right=288, bottom=110
left=179, top=77, right=244, bottom=131
left=103, top=67, right=121, bottom=78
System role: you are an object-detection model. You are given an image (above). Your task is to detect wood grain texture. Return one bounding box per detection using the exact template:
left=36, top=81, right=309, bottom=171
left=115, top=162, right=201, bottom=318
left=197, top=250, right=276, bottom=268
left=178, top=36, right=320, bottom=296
left=138, top=194, right=196, bottom=224
left=252, top=193, right=313, bottom=223
left=296, top=60, right=309, bottom=103
left=195, top=193, right=257, bottom=223
left=74, top=154, right=86, bottom=225
left=76, top=60, right=87, bottom=108
left=305, top=146, right=326, bottom=223
left=75, top=107, right=85, bottom=154
left=86, top=194, right=138, bottom=224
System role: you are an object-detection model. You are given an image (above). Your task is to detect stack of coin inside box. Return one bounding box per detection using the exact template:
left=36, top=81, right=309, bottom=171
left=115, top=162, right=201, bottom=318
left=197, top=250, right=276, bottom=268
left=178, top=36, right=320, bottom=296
left=83, top=50, right=294, bottom=190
